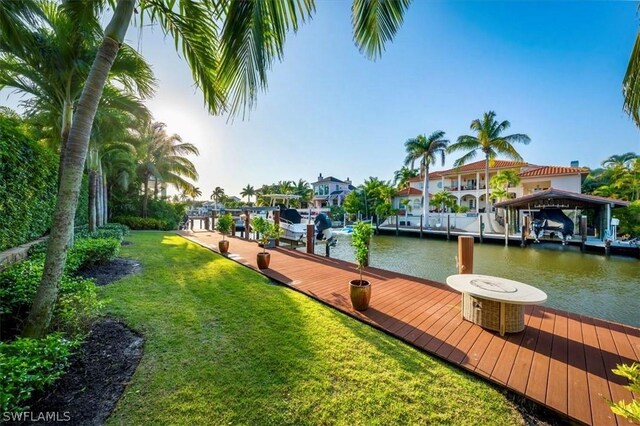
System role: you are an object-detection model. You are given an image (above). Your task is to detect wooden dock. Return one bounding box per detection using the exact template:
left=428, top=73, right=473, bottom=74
left=179, top=230, right=639, bottom=426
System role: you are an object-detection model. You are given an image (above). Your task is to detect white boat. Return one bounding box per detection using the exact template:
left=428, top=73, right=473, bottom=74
left=261, top=194, right=312, bottom=241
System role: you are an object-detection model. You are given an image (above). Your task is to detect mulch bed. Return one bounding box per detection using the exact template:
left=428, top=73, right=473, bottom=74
left=13, top=319, right=144, bottom=426
left=77, top=258, right=141, bottom=286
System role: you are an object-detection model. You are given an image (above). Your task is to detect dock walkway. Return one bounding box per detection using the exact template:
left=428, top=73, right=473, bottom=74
left=179, top=230, right=639, bottom=426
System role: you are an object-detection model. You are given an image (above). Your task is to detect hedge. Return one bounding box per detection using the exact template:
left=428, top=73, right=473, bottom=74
left=0, top=117, right=58, bottom=251
left=111, top=215, right=174, bottom=230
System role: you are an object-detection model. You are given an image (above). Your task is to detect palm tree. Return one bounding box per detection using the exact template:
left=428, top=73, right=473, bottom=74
left=210, top=187, right=226, bottom=208
left=393, top=166, right=419, bottom=190
left=430, top=190, right=456, bottom=223
left=293, top=179, right=313, bottom=207
left=601, top=152, right=638, bottom=168
left=22, top=0, right=411, bottom=337
left=134, top=122, right=199, bottom=217
left=623, top=24, right=640, bottom=127
left=404, top=131, right=449, bottom=228
left=447, top=111, right=530, bottom=212
left=489, top=170, right=521, bottom=196
left=240, top=184, right=256, bottom=204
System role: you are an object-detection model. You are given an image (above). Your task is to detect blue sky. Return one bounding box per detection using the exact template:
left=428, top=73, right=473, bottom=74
left=3, top=1, right=640, bottom=198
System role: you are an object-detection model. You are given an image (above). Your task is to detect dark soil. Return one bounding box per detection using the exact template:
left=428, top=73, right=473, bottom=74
left=120, top=240, right=132, bottom=246
left=13, top=319, right=143, bottom=426
left=78, top=258, right=141, bottom=286
left=507, top=392, right=569, bottom=426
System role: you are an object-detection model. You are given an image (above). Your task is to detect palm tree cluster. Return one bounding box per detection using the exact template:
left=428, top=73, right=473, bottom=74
left=252, top=179, right=313, bottom=207
left=395, top=111, right=530, bottom=225
left=583, top=152, right=639, bottom=201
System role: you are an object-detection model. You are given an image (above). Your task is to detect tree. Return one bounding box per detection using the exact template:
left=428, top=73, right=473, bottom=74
left=403, top=131, right=449, bottom=228
left=240, top=184, right=256, bottom=203
left=293, top=179, right=313, bottom=207
left=134, top=122, right=199, bottom=217
left=393, top=166, right=418, bottom=190
left=601, top=152, right=638, bottom=169
left=430, top=190, right=456, bottom=223
left=21, top=0, right=411, bottom=337
left=210, top=187, right=226, bottom=208
left=489, top=169, right=521, bottom=202
left=623, top=19, right=640, bottom=127
left=447, top=111, right=530, bottom=212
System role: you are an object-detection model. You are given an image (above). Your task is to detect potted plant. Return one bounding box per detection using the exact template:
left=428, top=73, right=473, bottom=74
left=252, top=216, right=282, bottom=269
left=350, top=221, right=373, bottom=311
left=216, top=213, right=234, bottom=254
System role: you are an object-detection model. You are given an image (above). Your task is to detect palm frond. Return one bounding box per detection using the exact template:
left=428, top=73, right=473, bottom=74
left=623, top=31, right=640, bottom=127
left=352, top=0, right=411, bottom=60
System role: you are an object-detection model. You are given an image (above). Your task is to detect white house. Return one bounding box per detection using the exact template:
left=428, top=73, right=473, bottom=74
left=395, top=160, right=589, bottom=213
left=310, top=173, right=356, bottom=209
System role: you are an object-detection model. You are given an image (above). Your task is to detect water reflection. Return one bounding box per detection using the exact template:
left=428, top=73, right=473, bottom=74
left=312, top=234, right=640, bottom=327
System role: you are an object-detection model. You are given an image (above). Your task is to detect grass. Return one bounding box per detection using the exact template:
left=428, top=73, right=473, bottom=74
left=101, top=232, right=524, bottom=425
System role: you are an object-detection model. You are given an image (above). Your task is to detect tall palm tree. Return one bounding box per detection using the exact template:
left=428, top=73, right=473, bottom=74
left=240, top=184, right=256, bottom=203
left=601, top=152, right=638, bottom=168
left=489, top=169, right=521, bottom=196
left=22, top=0, right=411, bottom=337
left=293, top=179, right=313, bottom=207
left=403, top=131, right=449, bottom=227
left=135, top=122, right=199, bottom=217
left=448, top=111, right=530, bottom=211
left=210, top=187, right=226, bottom=208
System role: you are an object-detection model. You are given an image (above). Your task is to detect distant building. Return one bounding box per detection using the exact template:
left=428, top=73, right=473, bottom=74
left=395, top=160, right=589, bottom=213
left=310, top=173, right=356, bottom=209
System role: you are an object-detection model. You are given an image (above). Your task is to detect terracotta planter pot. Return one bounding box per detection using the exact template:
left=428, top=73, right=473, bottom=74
left=218, top=240, right=229, bottom=254
left=257, top=252, right=271, bottom=269
left=349, top=279, right=371, bottom=311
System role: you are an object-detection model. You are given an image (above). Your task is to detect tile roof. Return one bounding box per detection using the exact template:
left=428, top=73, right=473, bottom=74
left=407, top=160, right=531, bottom=181
left=518, top=166, right=590, bottom=178
left=396, top=187, right=425, bottom=196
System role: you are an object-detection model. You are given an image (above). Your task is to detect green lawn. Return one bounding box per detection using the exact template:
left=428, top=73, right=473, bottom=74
left=101, top=232, right=523, bottom=425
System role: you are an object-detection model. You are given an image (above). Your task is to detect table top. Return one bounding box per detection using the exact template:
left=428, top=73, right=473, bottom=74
left=446, top=274, right=547, bottom=305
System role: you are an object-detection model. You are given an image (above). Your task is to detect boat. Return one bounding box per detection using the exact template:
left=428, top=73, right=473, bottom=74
left=261, top=194, right=311, bottom=241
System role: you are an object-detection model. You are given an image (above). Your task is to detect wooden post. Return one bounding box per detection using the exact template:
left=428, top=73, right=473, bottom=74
left=580, top=215, right=588, bottom=252
left=306, top=224, right=314, bottom=254
left=446, top=215, right=451, bottom=241
left=457, top=235, right=474, bottom=274
left=244, top=210, right=250, bottom=240
left=479, top=215, right=484, bottom=243
left=211, top=211, right=216, bottom=230
left=419, top=216, right=423, bottom=239
left=395, top=213, right=399, bottom=236
left=504, top=210, right=509, bottom=247
left=231, top=221, right=236, bottom=237
left=189, top=219, right=194, bottom=230
left=274, top=210, right=280, bottom=247
left=205, top=217, right=210, bottom=230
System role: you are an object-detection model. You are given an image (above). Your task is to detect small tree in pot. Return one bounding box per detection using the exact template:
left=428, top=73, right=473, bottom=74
left=252, top=216, right=282, bottom=269
left=350, top=221, right=373, bottom=311
left=216, top=213, right=234, bottom=254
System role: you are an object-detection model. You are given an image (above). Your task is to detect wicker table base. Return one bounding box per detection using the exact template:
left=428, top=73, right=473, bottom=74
left=462, top=293, right=525, bottom=334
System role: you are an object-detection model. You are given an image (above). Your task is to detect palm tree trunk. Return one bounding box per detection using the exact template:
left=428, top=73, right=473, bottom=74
left=22, top=0, right=135, bottom=338
left=142, top=177, right=150, bottom=218
left=154, top=178, right=158, bottom=199
left=89, top=170, right=97, bottom=232
left=98, top=171, right=104, bottom=227
left=423, top=161, right=430, bottom=228
left=485, top=153, right=490, bottom=213
left=104, top=179, right=109, bottom=223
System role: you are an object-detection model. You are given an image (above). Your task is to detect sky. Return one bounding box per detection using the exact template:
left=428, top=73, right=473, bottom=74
left=3, top=1, right=640, bottom=199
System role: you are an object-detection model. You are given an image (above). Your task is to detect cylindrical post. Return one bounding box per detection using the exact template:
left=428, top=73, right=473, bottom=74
left=306, top=224, right=314, bottom=254
left=395, top=214, right=399, bottom=236
left=274, top=210, right=280, bottom=247
left=231, top=221, right=236, bottom=237
left=479, top=215, right=484, bottom=243
left=419, top=216, right=423, bottom=239
left=457, top=235, right=474, bottom=274
left=504, top=211, right=509, bottom=247
left=244, top=210, right=250, bottom=240
left=211, top=211, right=216, bottom=230
left=190, top=219, right=194, bottom=230
left=580, top=215, right=588, bottom=252
left=447, top=215, right=451, bottom=241
left=325, top=242, right=330, bottom=257
left=205, top=217, right=210, bottom=230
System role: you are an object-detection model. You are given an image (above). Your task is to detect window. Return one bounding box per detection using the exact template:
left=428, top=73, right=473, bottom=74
left=336, top=184, right=340, bottom=191
left=437, top=182, right=442, bottom=188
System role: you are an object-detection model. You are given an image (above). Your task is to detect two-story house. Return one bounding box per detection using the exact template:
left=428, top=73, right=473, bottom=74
left=310, top=174, right=356, bottom=209
left=394, top=160, right=589, bottom=213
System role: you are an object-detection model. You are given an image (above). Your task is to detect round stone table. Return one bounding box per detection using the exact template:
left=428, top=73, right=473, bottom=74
left=446, top=274, right=547, bottom=336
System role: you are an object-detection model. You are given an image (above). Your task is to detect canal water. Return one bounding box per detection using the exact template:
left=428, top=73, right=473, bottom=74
left=313, top=234, right=640, bottom=327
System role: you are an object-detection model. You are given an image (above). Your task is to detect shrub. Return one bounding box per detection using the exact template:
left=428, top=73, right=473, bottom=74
left=0, top=334, right=76, bottom=413
left=65, top=238, right=120, bottom=272
left=610, top=363, right=640, bottom=422
left=111, top=215, right=173, bottom=230
left=52, top=277, right=102, bottom=336
left=0, top=116, right=58, bottom=251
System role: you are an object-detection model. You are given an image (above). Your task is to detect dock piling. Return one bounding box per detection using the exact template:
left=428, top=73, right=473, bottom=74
left=457, top=235, right=474, bottom=274
left=306, top=224, right=314, bottom=254
left=447, top=215, right=451, bottom=241
left=479, top=215, right=484, bottom=243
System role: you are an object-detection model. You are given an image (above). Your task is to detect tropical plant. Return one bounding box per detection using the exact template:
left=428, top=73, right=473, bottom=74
left=623, top=19, right=640, bottom=127
left=293, top=179, right=313, bottom=207
left=489, top=169, right=520, bottom=203
left=134, top=122, right=199, bottom=217
left=251, top=216, right=281, bottom=254
left=351, top=221, right=373, bottom=284
left=393, top=166, right=419, bottom=190
left=404, top=131, right=449, bottom=227
left=430, top=190, right=456, bottom=213
left=20, top=0, right=411, bottom=337
left=240, top=184, right=256, bottom=203
left=210, top=186, right=226, bottom=208
left=448, top=111, right=530, bottom=212
left=215, top=213, right=234, bottom=242
left=609, top=363, right=640, bottom=422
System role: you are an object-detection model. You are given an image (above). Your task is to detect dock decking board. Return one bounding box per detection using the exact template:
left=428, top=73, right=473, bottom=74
left=180, top=231, right=639, bottom=426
